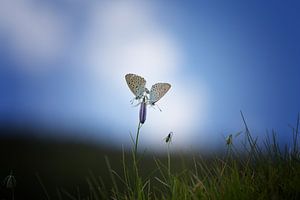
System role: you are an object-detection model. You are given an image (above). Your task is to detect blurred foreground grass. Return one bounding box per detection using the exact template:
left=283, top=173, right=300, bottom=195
left=0, top=114, right=300, bottom=199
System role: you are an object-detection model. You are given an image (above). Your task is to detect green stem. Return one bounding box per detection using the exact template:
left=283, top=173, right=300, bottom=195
left=134, top=122, right=142, bottom=159
left=133, top=122, right=142, bottom=199
left=133, top=122, right=142, bottom=177
left=167, top=143, right=171, bottom=177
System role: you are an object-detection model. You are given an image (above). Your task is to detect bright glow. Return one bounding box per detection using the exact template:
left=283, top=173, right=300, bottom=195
left=0, top=0, right=210, bottom=150
left=82, top=1, right=181, bottom=81
left=0, top=0, right=69, bottom=71
left=80, top=1, right=209, bottom=149
left=142, top=81, right=208, bottom=149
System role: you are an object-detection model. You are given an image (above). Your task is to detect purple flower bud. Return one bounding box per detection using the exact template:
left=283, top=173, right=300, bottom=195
left=139, top=99, right=147, bottom=124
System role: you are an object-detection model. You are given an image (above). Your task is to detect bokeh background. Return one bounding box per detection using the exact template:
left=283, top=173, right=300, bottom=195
left=1, top=0, right=300, bottom=151
left=1, top=0, right=300, bottom=198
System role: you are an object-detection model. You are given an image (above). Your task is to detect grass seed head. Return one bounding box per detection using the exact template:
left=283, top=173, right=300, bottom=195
left=3, top=171, right=16, bottom=189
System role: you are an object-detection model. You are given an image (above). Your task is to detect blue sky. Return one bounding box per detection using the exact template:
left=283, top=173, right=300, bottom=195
left=0, top=0, right=300, bottom=151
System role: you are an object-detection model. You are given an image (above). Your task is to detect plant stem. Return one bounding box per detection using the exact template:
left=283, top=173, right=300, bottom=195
left=133, top=121, right=142, bottom=178
left=12, top=189, right=14, bottom=200
left=167, top=143, right=171, bottom=176
left=132, top=122, right=142, bottom=199
left=134, top=122, right=142, bottom=159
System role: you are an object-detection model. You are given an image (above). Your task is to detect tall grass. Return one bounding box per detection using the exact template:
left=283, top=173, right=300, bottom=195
left=73, top=112, right=299, bottom=200
left=33, top=113, right=300, bottom=200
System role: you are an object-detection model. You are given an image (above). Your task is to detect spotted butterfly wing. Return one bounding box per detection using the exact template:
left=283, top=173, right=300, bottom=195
left=125, top=73, right=147, bottom=100
left=149, top=83, right=171, bottom=105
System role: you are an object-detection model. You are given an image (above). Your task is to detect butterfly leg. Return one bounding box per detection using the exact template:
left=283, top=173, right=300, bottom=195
left=156, top=104, right=162, bottom=112
left=130, top=97, right=141, bottom=104
left=130, top=98, right=135, bottom=104
left=132, top=102, right=141, bottom=107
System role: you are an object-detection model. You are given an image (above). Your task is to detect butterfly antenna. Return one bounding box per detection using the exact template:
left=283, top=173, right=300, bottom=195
left=130, top=98, right=135, bottom=104
left=132, top=102, right=141, bottom=107
left=156, top=104, right=162, bottom=112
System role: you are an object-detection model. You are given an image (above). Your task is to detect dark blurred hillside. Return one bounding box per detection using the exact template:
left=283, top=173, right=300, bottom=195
left=0, top=126, right=190, bottom=199
left=0, top=126, right=124, bottom=199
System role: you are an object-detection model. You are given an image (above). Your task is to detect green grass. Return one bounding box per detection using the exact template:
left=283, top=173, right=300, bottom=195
left=1, top=113, right=300, bottom=199
left=66, top=112, right=300, bottom=200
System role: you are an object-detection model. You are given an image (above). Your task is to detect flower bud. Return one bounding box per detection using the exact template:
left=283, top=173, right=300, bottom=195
left=3, top=172, right=16, bottom=189
left=139, top=98, right=147, bottom=124
left=226, top=134, right=233, bottom=145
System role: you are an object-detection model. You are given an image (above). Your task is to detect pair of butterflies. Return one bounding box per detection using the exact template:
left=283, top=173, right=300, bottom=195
left=125, top=73, right=171, bottom=106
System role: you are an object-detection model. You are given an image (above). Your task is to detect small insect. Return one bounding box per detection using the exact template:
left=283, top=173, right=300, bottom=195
left=125, top=73, right=147, bottom=103
left=164, top=132, right=173, bottom=143
left=226, top=131, right=242, bottom=145
left=226, top=134, right=233, bottom=145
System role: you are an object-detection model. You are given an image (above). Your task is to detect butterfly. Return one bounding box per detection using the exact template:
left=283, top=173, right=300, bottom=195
left=125, top=73, right=148, bottom=103
left=125, top=73, right=171, bottom=106
left=148, top=83, right=171, bottom=106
